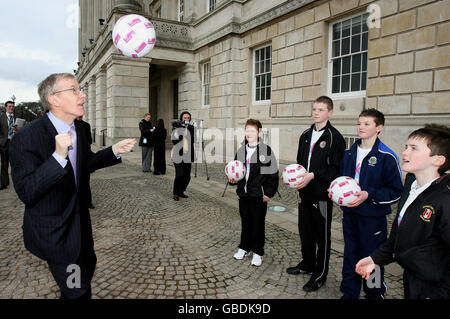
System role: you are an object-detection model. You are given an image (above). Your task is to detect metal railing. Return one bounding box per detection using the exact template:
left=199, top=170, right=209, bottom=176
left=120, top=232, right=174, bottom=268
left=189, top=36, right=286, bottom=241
left=100, top=129, right=107, bottom=146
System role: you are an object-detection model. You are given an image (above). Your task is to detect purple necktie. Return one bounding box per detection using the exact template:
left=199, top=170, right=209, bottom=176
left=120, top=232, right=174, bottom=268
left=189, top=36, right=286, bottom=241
left=68, top=124, right=77, bottom=186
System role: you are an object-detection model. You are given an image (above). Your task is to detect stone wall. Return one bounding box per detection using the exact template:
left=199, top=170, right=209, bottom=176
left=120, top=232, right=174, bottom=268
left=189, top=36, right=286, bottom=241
left=176, top=0, right=450, bottom=162
left=78, top=0, right=449, bottom=163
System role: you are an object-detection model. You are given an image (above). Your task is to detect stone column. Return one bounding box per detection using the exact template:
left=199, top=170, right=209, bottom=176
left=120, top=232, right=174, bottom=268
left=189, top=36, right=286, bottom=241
left=93, top=1, right=101, bottom=38
left=80, top=0, right=88, bottom=57
left=88, top=77, right=96, bottom=128
left=87, top=0, right=94, bottom=45
left=106, top=55, right=151, bottom=145
left=178, top=62, right=198, bottom=116
left=113, top=0, right=142, bottom=11
left=95, top=69, right=107, bottom=146
left=83, top=82, right=90, bottom=122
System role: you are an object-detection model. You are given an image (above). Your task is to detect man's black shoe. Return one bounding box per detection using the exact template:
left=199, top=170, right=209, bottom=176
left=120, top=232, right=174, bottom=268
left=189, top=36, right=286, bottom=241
left=179, top=193, right=189, bottom=198
left=0, top=186, right=6, bottom=190
left=286, top=262, right=314, bottom=275
left=173, top=195, right=180, bottom=201
left=89, top=203, right=95, bottom=209
left=303, top=276, right=325, bottom=292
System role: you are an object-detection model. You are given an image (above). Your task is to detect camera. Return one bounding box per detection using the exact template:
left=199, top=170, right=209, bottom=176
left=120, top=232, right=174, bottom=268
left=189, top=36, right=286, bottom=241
left=172, top=120, right=185, bottom=128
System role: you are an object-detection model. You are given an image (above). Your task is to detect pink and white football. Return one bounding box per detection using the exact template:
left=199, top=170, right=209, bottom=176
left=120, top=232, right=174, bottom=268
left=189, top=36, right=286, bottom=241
left=328, top=176, right=362, bottom=206
left=112, top=14, right=156, bottom=58
left=282, top=164, right=307, bottom=188
left=225, top=160, right=246, bottom=182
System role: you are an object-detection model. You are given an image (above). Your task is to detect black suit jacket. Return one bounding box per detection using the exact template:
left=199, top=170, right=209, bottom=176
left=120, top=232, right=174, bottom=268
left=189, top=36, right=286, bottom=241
left=0, top=112, right=15, bottom=148
left=77, top=119, right=92, bottom=145
left=10, top=114, right=121, bottom=264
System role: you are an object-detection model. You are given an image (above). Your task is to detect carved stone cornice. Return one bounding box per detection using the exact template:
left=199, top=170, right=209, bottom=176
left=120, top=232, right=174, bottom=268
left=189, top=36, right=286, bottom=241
left=153, top=0, right=317, bottom=51
left=77, top=0, right=319, bottom=77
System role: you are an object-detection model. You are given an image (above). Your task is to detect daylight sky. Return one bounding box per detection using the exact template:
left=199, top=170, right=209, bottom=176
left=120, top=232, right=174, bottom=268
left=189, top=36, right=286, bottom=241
left=0, top=1, right=79, bottom=104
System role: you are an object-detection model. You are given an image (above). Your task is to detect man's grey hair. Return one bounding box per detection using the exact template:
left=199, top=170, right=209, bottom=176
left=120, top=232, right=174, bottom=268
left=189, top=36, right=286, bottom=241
left=38, top=73, right=76, bottom=110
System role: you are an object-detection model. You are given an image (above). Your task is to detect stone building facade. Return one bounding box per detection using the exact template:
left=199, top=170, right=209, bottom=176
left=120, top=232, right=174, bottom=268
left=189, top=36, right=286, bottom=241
left=77, top=0, right=450, bottom=163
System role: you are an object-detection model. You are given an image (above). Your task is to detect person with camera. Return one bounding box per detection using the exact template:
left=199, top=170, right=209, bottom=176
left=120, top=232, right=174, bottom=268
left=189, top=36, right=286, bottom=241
left=171, top=111, right=195, bottom=201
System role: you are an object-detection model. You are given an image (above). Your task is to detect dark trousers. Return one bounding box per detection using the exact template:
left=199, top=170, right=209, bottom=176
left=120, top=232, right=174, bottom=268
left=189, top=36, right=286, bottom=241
left=87, top=174, right=93, bottom=206
left=403, top=270, right=450, bottom=299
left=0, top=140, right=10, bottom=188
left=47, top=247, right=97, bottom=300
left=141, top=146, right=153, bottom=172
left=340, top=212, right=387, bottom=299
left=153, top=145, right=166, bottom=174
left=238, top=197, right=268, bottom=256
left=173, top=162, right=191, bottom=196
left=298, top=198, right=332, bottom=282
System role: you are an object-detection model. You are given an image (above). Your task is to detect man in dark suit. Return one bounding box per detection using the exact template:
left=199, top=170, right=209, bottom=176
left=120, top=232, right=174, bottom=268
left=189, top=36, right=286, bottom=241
left=171, top=111, right=195, bottom=201
left=76, top=115, right=94, bottom=209
left=0, top=101, right=18, bottom=190
left=9, top=73, right=136, bottom=299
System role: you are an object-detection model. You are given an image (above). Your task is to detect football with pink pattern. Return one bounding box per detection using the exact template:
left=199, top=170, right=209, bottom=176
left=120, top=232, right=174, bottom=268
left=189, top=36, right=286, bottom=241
left=225, top=161, right=246, bottom=182
left=112, top=14, right=156, bottom=58
left=328, top=176, right=361, bottom=206
left=282, top=164, right=307, bottom=188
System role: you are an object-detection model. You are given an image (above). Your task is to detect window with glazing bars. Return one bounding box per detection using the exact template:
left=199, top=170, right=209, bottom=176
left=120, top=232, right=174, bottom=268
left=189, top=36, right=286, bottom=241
left=178, top=0, right=184, bottom=21
left=331, top=13, right=369, bottom=94
left=254, top=45, right=272, bottom=101
left=209, top=0, right=216, bottom=12
left=202, top=62, right=211, bottom=106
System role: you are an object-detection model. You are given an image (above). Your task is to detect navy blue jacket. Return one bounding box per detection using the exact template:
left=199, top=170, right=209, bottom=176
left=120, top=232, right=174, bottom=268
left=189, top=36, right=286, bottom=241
left=340, top=138, right=403, bottom=217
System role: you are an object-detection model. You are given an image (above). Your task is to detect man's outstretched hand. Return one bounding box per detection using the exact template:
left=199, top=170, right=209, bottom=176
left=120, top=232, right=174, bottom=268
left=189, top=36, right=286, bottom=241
left=112, top=138, right=137, bottom=155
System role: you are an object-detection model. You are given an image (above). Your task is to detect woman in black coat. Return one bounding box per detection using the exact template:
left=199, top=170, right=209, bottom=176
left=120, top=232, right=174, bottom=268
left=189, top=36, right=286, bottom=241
left=153, top=119, right=167, bottom=175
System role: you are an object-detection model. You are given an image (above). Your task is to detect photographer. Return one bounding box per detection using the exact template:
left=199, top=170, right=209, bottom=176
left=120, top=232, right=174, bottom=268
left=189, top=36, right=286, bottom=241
left=171, top=111, right=195, bottom=201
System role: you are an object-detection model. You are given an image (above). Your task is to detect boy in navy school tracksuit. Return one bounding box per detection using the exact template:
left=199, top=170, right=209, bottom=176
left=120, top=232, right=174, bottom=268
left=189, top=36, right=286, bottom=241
left=339, top=109, right=403, bottom=299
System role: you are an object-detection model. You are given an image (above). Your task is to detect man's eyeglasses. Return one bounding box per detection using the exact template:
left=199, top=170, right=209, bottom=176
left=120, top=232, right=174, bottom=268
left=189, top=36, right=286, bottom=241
left=52, top=88, right=83, bottom=95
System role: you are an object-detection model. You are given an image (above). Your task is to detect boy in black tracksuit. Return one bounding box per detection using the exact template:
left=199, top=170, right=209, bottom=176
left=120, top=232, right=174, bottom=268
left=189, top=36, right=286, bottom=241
left=228, top=119, right=279, bottom=267
left=357, top=124, right=450, bottom=299
left=286, top=96, right=346, bottom=292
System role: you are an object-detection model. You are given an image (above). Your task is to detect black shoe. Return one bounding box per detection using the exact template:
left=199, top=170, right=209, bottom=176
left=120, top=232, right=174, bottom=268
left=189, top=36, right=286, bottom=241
left=302, top=276, right=326, bottom=292
left=0, top=186, right=6, bottom=190
left=89, top=204, right=95, bottom=209
left=286, top=262, right=314, bottom=275
left=173, top=195, right=180, bottom=201
left=179, top=193, right=188, bottom=198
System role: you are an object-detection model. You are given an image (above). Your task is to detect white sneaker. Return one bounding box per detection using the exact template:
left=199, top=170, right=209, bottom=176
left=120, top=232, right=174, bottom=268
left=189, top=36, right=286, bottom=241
left=233, top=248, right=250, bottom=260
left=251, top=253, right=262, bottom=266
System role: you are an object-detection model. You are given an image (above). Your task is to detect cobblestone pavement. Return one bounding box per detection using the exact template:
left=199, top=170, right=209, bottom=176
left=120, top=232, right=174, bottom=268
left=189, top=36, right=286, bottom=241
left=0, top=148, right=404, bottom=299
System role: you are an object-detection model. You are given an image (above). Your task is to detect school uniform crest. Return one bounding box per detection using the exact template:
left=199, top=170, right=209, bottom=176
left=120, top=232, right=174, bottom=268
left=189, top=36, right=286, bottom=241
left=420, top=206, right=434, bottom=222
left=368, top=156, right=377, bottom=166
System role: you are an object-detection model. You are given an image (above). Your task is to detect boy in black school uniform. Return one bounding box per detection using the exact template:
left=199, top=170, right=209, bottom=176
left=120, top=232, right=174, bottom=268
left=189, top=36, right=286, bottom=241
left=286, top=96, right=346, bottom=292
left=228, top=119, right=279, bottom=267
left=357, top=124, right=450, bottom=299
left=339, top=109, right=403, bottom=299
